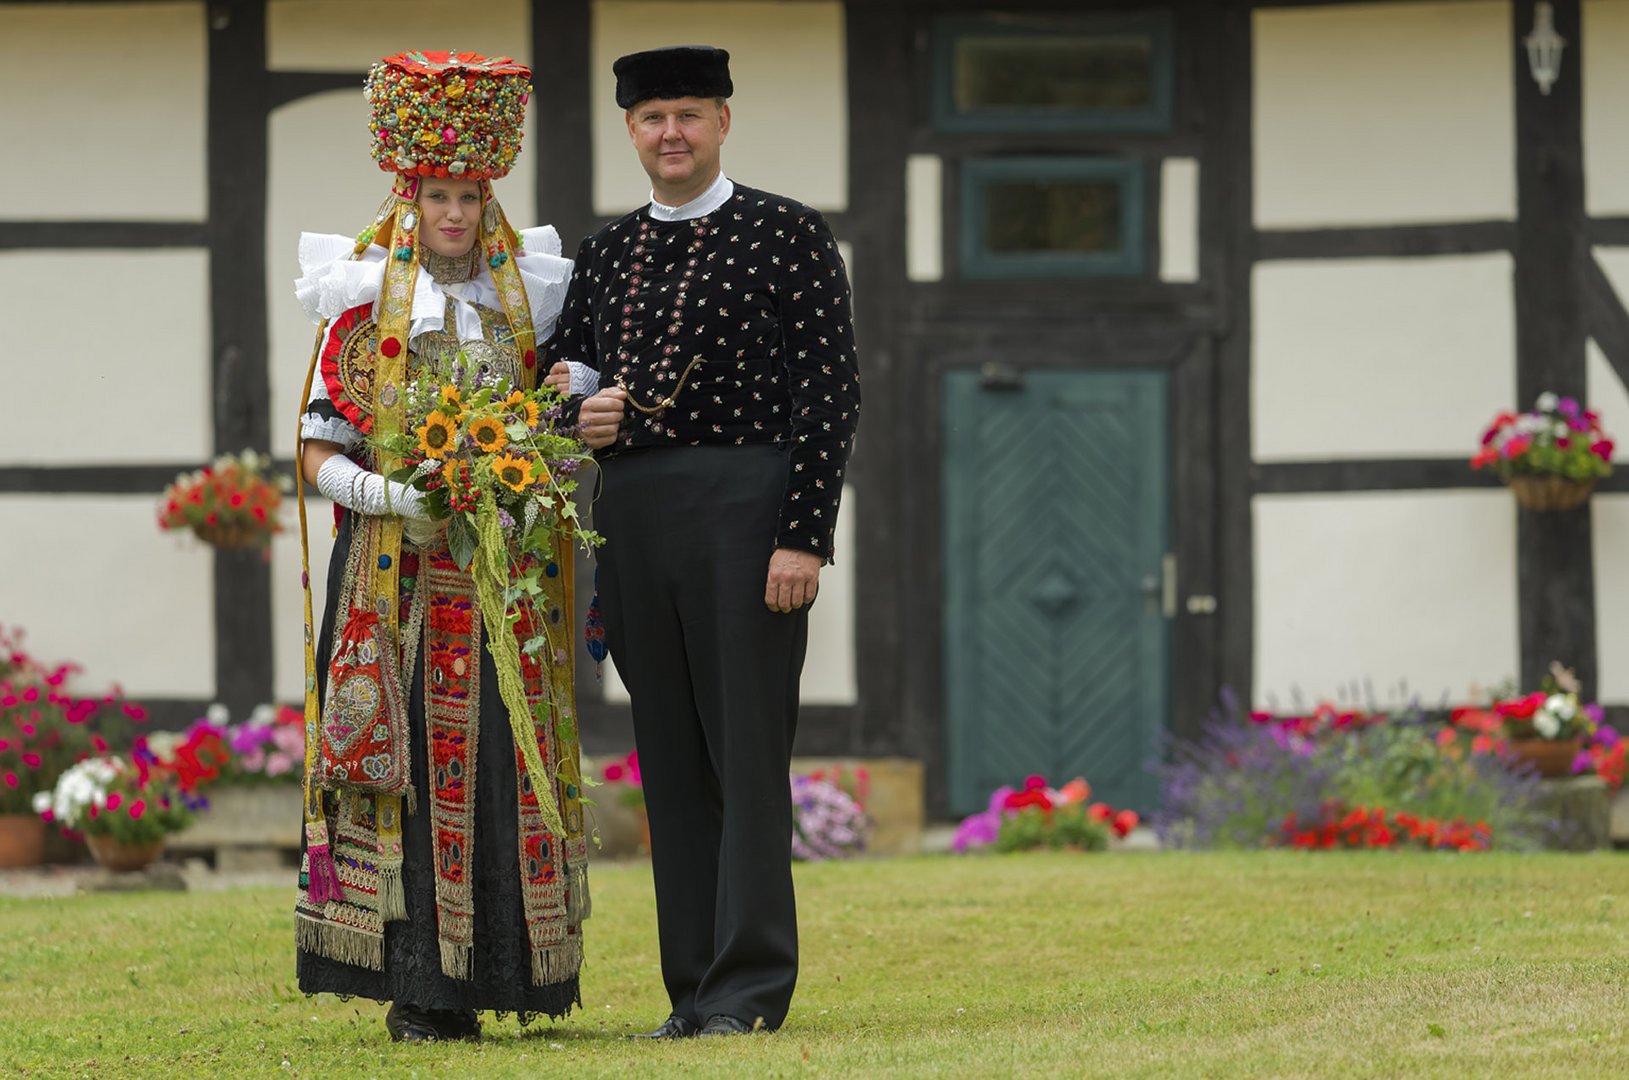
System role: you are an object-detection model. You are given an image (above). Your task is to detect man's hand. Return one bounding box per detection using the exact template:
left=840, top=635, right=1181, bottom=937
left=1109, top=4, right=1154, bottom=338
left=578, top=387, right=628, bottom=449
left=544, top=361, right=571, bottom=395
left=765, top=548, right=821, bottom=613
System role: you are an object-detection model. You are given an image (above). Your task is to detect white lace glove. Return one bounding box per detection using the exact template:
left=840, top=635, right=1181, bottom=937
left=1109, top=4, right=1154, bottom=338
left=315, top=453, right=430, bottom=520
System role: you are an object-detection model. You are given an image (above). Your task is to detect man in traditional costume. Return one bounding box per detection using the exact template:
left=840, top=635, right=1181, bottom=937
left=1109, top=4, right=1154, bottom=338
left=292, top=51, right=589, bottom=1043
left=547, top=46, right=860, bottom=1037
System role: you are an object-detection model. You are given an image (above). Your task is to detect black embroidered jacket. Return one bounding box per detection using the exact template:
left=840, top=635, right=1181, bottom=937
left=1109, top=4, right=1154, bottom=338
left=547, top=184, right=860, bottom=559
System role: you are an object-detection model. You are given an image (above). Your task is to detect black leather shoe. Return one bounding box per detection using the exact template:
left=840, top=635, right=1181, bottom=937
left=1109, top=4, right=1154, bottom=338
left=698, top=1014, right=755, bottom=1036
left=385, top=1002, right=441, bottom=1043
left=627, top=1014, right=698, bottom=1040
left=429, top=1008, right=482, bottom=1041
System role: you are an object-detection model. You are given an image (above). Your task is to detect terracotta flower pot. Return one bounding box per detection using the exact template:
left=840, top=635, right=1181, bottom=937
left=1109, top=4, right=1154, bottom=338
left=1507, top=737, right=1582, bottom=779
left=85, top=832, right=165, bottom=873
left=1507, top=475, right=1595, bottom=512
left=0, top=814, right=47, bottom=868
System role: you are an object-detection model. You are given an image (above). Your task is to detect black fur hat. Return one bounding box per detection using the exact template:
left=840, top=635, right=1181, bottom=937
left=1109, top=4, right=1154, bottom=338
left=613, top=46, right=733, bottom=109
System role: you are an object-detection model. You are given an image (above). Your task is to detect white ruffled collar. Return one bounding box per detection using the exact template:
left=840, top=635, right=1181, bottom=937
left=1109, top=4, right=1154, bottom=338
left=647, top=172, right=734, bottom=222
left=293, top=226, right=573, bottom=347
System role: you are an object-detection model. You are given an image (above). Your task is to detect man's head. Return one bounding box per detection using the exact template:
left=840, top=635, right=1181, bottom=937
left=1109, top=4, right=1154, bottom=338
left=613, top=46, right=733, bottom=204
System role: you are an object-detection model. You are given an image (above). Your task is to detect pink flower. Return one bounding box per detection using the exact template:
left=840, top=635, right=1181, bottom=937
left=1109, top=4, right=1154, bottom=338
left=441, top=126, right=457, bottom=143
left=602, top=763, right=625, bottom=782
left=21, top=752, right=41, bottom=769
left=129, top=799, right=146, bottom=820
left=19, top=723, right=35, bottom=738
left=40, top=809, right=54, bottom=823
left=1592, top=439, right=1615, bottom=460
left=106, top=792, right=123, bottom=811
left=20, top=687, right=38, bottom=704
left=2, top=773, right=16, bottom=789
left=265, top=752, right=296, bottom=777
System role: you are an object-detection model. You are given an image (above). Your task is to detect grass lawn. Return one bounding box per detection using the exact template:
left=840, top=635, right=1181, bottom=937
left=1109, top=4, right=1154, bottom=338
left=1, top=852, right=1627, bottom=1078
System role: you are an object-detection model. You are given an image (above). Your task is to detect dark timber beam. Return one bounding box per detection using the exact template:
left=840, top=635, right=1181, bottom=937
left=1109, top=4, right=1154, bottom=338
left=267, top=70, right=364, bottom=110
left=0, top=221, right=207, bottom=250
left=1512, top=0, right=1595, bottom=698
left=1584, top=256, right=1629, bottom=390
left=1256, top=221, right=1515, bottom=261
left=207, top=0, right=274, bottom=718
left=1209, top=4, right=1256, bottom=712
left=532, top=0, right=596, bottom=254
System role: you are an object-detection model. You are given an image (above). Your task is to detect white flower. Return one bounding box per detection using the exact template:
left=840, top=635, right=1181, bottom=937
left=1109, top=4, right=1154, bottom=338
left=206, top=702, right=230, bottom=725
left=1537, top=392, right=1560, bottom=413
left=31, top=791, right=50, bottom=814
left=1546, top=693, right=1576, bottom=722
left=249, top=703, right=276, bottom=725
left=1534, top=710, right=1562, bottom=739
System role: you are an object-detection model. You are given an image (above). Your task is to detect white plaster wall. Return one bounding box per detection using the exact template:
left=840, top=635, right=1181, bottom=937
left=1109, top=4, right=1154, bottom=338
left=1254, top=2, right=1514, bottom=228
left=267, top=0, right=529, bottom=70
left=1255, top=492, right=1519, bottom=710
left=599, top=482, right=858, bottom=706
left=1587, top=338, right=1629, bottom=464
left=1159, top=157, right=1199, bottom=284
left=0, top=2, right=206, bottom=220
left=907, top=154, right=944, bottom=283
left=0, top=250, right=211, bottom=464
left=1584, top=0, right=1629, bottom=216
left=1593, top=493, right=1629, bottom=703
left=0, top=495, right=216, bottom=697
left=265, top=90, right=540, bottom=457
left=1253, top=255, right=1516, bottom=460
left=271, top=497, right=339, bottom=703
left=591, top=2, right=847, bottom=215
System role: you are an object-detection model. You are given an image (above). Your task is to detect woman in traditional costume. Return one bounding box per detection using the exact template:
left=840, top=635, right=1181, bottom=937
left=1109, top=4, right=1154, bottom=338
left=292, top=51, right=589, bottom=1043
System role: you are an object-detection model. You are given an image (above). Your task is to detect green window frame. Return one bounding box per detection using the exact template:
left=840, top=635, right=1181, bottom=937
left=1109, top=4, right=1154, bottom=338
left=932, top=12, right=1175, bottom=134
left=959, top=157, right=1145, bottom=279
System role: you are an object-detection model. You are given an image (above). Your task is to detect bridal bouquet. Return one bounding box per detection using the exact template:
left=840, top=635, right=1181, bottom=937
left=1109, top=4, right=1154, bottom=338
left=370, top=357, right=600, bottom=655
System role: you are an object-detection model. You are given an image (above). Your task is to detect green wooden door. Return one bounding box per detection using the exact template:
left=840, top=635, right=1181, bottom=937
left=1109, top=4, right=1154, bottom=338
left=943, top=369, right=1170, bottom=816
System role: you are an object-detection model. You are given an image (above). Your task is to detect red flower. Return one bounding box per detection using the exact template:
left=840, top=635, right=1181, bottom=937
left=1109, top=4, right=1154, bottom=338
left=1111, top=809, right=1139, bottom=838
left=1085, top=802, right=1113, bottom=823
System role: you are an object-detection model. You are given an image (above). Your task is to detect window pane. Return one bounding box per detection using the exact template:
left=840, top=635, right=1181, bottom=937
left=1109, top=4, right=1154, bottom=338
left=954, top=35, right=1155, bottom=114
left=983, top=180, right=1124, bottom=255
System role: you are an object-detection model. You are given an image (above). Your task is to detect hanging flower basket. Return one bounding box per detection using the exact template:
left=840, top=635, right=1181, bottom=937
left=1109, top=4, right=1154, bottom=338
left=191, top=521, right=269, bottom=548
left=1472, top=392, right=1613, bottom=512
left=1507, top=474, right=1596, bottom=513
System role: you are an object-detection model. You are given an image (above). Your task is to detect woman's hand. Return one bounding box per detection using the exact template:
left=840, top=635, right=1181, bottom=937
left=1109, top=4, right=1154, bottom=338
left=545, top=362, right=571, bottom=395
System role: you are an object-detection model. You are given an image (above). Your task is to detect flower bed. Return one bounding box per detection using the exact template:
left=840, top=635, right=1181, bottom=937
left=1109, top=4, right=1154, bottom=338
left=953, top=776, right=1138, bottom=854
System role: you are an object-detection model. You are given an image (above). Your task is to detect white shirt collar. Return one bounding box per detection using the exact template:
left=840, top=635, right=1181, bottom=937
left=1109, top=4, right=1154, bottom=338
left=648, top=172, right=734, bottom=221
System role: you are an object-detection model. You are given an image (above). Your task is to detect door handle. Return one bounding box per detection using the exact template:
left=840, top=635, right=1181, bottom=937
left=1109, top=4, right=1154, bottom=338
left=1161, top=553, right=1177, bottom=619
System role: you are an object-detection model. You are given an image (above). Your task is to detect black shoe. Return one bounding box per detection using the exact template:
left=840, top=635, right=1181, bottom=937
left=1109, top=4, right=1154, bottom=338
left=429, top=1008, right=482, bottom=1041
left=627, top=1014, right=698, bottom=1040
left=698, top=1014, right=755, bottom=1036
left=385, top=1002, right=441, bottom=1043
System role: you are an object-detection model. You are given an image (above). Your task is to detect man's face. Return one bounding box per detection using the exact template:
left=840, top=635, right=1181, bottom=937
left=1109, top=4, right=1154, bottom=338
left=625, top=96, right=730, bottom=196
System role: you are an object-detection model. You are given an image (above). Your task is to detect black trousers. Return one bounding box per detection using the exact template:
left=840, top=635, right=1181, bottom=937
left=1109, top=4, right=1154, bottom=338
left=595, top=444, right=808, bottom=1031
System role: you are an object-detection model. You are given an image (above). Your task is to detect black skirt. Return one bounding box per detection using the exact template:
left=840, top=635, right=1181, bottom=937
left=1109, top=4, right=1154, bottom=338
left=295, top=512, right=580, bottom=1019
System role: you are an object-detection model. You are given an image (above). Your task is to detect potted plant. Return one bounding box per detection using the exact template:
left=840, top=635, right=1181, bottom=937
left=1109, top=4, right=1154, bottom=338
left=0, top=626, right=149, bottom=867
left=790, top=773, right=873, bottom=861
left=157, top=448, right=291, bottom=549
left=1471, top=392, right=1614, bottom=511
left=1489, top=665, right=1602, bottom=779
left=35, top=723, right=229, bottom=871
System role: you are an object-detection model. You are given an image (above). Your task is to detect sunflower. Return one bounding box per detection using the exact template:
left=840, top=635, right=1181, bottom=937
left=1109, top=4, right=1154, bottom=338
left=467, top=414, right=509, bottom=454
left=438, top=384, right=465, bottom=417
left=415, top=410, right=460, bottom=460
left=504, top=389, right=526, bottom=408
left=515, top=399, right=541, bottom=428
left=492, top=453, right=534, bottom=492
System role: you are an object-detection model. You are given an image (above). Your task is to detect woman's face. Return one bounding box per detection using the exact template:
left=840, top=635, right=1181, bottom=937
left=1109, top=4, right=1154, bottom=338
left=418, top=178, right=483, bottom=257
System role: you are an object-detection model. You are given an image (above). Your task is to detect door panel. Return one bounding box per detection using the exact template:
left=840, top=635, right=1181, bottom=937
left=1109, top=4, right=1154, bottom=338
left=943, top=369, right=1170, bottom=816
